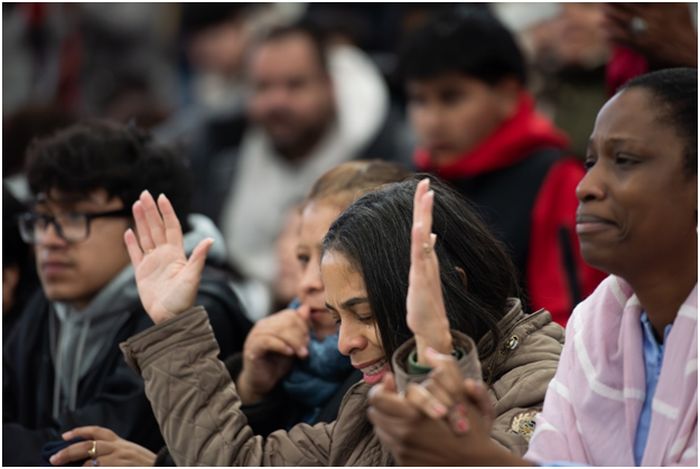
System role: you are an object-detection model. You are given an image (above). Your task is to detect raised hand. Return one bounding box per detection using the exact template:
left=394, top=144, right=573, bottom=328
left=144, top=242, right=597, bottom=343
left=49, top=426, right=156, bottom=467
left=406, top=178, right=451, bottom=364
left=124, top=191, right=213, bottom=324
left=236, top=305, right=312, bottom=404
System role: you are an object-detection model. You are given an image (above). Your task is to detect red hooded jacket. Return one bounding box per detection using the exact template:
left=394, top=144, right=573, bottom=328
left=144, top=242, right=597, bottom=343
left=415, top=93, right=606, bottom=326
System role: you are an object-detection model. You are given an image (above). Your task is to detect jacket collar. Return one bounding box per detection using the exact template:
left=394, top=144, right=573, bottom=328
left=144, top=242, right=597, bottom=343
left=414, top=92, right=569, bottom=179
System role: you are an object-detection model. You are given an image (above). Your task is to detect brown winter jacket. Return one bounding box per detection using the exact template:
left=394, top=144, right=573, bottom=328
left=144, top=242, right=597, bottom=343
left=121, top=299, right=563, bottom=465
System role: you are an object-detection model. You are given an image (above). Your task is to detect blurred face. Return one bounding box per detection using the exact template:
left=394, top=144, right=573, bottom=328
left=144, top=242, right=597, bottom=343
left=33, top=189, right=131, bottom=310
left=576, top=88, right=697, bottom=279
left=321, top=249, right=389, bottom=384
left=408, top=73, right=517, bottom=165
left=296, top=201, right=342, bottom=339
left=187, top=18, right=249, bottom=76
left=248, top=33, right=335, bottom=159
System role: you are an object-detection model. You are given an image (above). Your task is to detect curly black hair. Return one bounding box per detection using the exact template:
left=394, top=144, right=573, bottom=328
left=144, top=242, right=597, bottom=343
left=25, top=119, right=193, bottom=227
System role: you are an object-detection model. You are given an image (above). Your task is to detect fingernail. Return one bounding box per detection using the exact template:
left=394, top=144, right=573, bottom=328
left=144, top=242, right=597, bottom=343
left=454, top=417, right=470, bottom=434
left=432, top=402, right=447, bottom=416
left=62, top=431, right=71, bottom=439
left=300, top=346, right=308, bottom=356
left=49, top=455, right=58, bottom=464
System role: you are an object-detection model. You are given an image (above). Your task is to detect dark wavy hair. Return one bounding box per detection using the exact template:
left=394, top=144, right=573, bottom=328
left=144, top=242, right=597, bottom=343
left=620, top=68, right=697, bottom=177
left=25, top=119, right=193, bottom=227
left=322, top=175, right=520, bottom=362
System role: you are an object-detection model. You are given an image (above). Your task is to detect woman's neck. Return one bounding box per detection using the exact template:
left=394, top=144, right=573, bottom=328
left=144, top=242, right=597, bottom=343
left=627, top=261, right=697, bottom=341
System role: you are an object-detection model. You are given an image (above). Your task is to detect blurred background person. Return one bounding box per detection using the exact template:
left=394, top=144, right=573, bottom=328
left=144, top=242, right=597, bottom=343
left=3, top=183, right=39, bottom=342
left=398, top=8, right=606, bottom=325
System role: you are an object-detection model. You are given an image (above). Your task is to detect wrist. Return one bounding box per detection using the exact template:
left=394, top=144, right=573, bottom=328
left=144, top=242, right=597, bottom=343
left=414, top=329, right=452, bottom=366
left=236, top=371, right=265, bottom=405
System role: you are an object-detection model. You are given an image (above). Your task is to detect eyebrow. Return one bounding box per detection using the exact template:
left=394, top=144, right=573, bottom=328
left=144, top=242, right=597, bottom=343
left=325, top=296, right=370, bottom=312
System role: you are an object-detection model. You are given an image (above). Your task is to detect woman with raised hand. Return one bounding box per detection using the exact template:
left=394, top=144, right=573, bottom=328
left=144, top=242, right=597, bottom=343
left=116, top=173, right=562, bottom=465
left=47, top=160, right=408, bottom=466
left=368, top=67, right=698, bottom=466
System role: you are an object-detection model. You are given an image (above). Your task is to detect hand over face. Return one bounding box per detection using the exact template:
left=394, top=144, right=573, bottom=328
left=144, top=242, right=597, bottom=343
left=602, top=3, right=697, bottom=68
left=49, top=426, right=156, bottom=467
left=124, top=191, right=213, bottom=324
left=406, top=178, right=452, bottom=362
left=237, top=306, right=312, bottom=403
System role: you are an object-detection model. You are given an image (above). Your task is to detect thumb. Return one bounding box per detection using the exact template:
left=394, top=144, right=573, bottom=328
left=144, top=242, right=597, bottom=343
left=382, top=371, right=397, bottom=393
left=185, top=238, right=214, bottom=278
left=296, top=303, right=311, bottom=323
left=424, top=346, right=454, bottom=368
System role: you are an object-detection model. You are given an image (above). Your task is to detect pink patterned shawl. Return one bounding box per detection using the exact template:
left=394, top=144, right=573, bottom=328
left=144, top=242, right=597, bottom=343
left=525, top=275, right=697, bottom=466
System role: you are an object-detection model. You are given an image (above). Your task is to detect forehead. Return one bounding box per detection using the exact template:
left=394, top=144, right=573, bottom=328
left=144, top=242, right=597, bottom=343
left=35, top=188, right=117, bottom=211
left=321, top=250, right=366, bottom=301
left=251, top=33, right=323, bottom=76
left=299, top=202, right=341, bottom=239
left=592, top=88, right=672, bottom=143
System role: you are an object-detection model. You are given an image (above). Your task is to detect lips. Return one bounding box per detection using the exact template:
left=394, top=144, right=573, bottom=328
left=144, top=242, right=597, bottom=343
left=575, top=213, right=617, bottom=234
left=353, top=357, right=390, bottom=384
left=40, top=262, right=73, bottom=276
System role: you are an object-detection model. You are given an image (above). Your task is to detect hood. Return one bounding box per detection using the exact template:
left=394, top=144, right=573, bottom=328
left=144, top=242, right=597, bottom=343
left=330, top=44, right=389, bottom=152
left=414, top=93, right=569, bottom=179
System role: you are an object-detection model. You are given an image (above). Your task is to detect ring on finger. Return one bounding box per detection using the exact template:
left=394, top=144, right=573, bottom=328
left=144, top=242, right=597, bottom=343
left=87, top=440, right=97, bottom=459
left=422, top=242, right=433, bottom=255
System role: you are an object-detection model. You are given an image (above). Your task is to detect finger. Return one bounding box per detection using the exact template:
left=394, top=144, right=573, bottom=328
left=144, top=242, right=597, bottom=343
left=132, top=200, right=154, bottom=252
left=425, top=347, right=465, bottom=400
left=63, top=426, right=117, bottom=442
left=296, top=303, right=312, bottom=325
left=183, top=237, right=213, bottom=283
left=420, top=187, right=434, bottom=241
left=50, top=440, right=96, bottom=465
left=124, top=229, right=143, bottom=267
left=412, top=178, right=430, bottom=228
left=158, top=193, right=183, bottom=247
left=464, top=378, right=495, bottom=422
left=405, top=382, right=448, bottom=419
left=423, top=378, right=457, bottom=411
left=139, top=190, right=166, bottom=246
left=247, top=334, right=297, bottom=360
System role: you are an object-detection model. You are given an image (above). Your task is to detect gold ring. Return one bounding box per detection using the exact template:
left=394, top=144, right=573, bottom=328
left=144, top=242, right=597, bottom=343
left=87, top=440, right=97, bottom=459
left=422, top=242, right=432, bottom=255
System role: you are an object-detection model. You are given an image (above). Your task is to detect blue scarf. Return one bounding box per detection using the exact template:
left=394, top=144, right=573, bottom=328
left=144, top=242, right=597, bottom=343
left=281, top=333, right=352, bottom=424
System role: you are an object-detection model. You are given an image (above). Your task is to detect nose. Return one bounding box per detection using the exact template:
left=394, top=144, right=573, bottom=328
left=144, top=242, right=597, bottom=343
left=298, top=259, right=323, bottom=299
left=337, top=319, right=367, bottom=357
left=412, top=105, right=442, bottom=139
left=576, top=163, right=606, bottom=203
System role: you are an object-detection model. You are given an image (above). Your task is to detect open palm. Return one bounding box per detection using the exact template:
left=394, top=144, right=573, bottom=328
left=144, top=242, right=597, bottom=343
left=124, top=191, right=212, bottom=324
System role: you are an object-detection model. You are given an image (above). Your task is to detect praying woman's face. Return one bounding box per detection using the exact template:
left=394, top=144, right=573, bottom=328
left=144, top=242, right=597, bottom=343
left=295, top=201, right=343, bottom=340
left=321, top=249, right=390, bottom=384
left=576, top=87, right=697, bottom=280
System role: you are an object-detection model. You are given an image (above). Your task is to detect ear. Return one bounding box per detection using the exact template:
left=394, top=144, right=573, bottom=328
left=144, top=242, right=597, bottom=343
left=455, top=266, right=468, bottom=290
left=494, top=77, right=521, bottom=119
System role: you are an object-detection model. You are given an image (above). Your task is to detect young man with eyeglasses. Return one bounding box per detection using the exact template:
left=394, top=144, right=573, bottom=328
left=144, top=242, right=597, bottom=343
left=3, top=120, right=252, bottom=465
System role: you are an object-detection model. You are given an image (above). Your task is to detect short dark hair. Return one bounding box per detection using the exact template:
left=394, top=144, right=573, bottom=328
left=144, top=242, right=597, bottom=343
left=398, top=9, right=526, bottom=86
left=620, top=68, right=697, bottom=176
left=255, top=19, right=329, bottom=74
left=323, top=175, right=520, bottom=363
left=25, top=120, right=193, bottom=227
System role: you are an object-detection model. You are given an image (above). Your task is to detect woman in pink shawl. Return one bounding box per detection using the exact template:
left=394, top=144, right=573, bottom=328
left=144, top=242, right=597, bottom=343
left=367, top=67, right=697, bottom=466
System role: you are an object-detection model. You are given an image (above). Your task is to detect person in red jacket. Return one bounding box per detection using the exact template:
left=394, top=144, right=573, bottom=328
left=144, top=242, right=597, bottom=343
left=398, top=8, right=606, bottom=325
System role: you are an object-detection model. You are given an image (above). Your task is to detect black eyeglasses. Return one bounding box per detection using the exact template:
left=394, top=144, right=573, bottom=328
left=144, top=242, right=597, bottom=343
left=18, top=208, right=132, bottom=244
